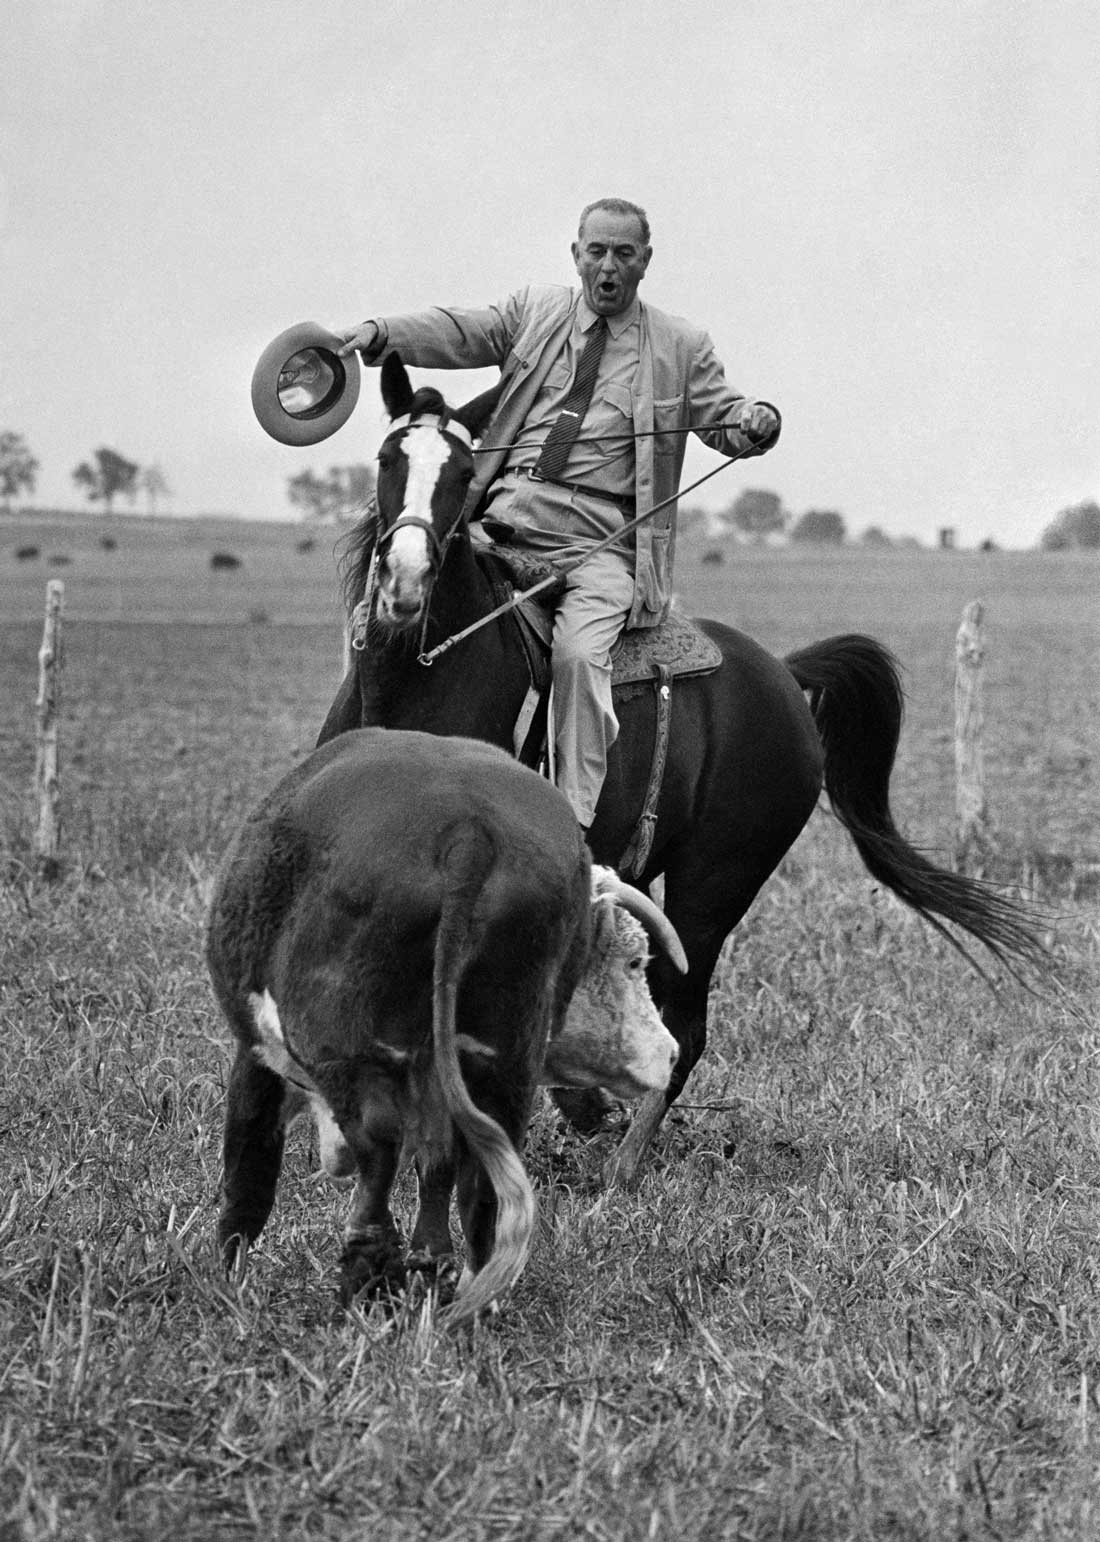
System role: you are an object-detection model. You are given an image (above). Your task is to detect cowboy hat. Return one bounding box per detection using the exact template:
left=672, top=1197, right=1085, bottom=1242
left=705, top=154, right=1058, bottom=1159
left=251, top=321, right=361, bottom=446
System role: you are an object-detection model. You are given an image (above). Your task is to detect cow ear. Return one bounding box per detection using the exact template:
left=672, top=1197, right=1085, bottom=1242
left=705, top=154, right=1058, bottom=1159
left=380, top=351, right=415, bottom=420
left=452, top=379, right=504, bottom=443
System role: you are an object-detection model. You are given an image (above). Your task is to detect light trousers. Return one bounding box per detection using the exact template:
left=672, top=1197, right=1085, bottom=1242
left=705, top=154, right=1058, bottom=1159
left=484, top=470, right=636, bottom=826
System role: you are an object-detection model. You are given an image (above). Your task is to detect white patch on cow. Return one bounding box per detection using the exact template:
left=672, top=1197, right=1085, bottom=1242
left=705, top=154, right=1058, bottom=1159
left=455, top=1035, right=497, bottom=1060
left=247, top=990, right=352, bottom=1177
left=251, top=987, right=283, bottom=1044
left=310, top=1095, right=354, bottom=1177
left=388, top=426, right=451, bottom=587
left=249, top=988, right=296, bottom=1082
left=373, top=1043, right=413, bottom=1066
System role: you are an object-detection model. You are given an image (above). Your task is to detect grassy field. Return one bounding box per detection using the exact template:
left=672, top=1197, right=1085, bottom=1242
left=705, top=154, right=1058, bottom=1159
left=1, top=515, right=1098, bottom=1539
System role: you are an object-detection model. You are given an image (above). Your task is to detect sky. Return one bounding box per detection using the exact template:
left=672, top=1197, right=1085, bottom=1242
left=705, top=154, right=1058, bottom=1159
left=2, top=0, right=1098, bottom=547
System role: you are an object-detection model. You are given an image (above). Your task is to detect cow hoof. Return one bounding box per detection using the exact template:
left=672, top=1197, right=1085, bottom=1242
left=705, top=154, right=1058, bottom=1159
left=406, top=1250, right=460, bottom=1306
left=338, top=1234, right=407, bottom=1306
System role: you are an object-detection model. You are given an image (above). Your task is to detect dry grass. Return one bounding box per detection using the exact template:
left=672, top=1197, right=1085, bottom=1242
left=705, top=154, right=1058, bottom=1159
left=1, top=522, right=1097, bottom=1539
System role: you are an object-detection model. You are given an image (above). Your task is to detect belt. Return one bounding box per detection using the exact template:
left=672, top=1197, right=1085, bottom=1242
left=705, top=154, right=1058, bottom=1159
left=515, top=466, right=636, bottom=514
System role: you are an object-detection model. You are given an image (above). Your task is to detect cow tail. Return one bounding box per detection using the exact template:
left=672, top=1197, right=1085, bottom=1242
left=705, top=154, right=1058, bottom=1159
left=431, top=823, right=536, bottom=1325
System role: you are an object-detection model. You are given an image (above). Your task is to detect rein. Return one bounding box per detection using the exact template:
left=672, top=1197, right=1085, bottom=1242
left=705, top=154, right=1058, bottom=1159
left=352, top=411, right=764, bottom=666
left=416, top=441, right=760, bottom=667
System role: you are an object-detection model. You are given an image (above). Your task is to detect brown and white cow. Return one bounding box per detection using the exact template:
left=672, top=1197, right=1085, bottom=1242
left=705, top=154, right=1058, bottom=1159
left=206, top=728, right=683, bottom=1323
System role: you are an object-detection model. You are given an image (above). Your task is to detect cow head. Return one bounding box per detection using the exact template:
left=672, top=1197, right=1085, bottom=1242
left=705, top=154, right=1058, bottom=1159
left=542, top=866, right=683, bottom=1098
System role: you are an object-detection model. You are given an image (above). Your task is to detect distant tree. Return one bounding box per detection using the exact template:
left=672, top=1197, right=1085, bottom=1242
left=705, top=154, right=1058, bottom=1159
left=674, top=504, right=709, bottom=538
left=859, top=525, right=893, bottom=548
left=1040, top=500, right=1100, bottom=551
left=72, top=447, right=140, bottom=514
left=287, top=463, right=376, bottom=523
left=0, top=431, right=39, bottom=512
left=728, top=487, right=786, bottom=540
left=139, top=463, right=171, bottom=515
left=790, top=509, right=846, bottom=544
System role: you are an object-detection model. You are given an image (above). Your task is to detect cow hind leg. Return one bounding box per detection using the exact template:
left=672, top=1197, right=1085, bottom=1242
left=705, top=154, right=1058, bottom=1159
left=408, top=1159, right=459, bottom=1298
left=451, top=1098, right=534, bottom=1320
left=219, top=1047, right=295, bottom=1276
left=338, top=1138, right=406, bottom=1306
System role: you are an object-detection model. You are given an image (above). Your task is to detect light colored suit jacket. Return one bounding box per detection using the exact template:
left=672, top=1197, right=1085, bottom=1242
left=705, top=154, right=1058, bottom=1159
left=373, top=285, right=779, bottom=629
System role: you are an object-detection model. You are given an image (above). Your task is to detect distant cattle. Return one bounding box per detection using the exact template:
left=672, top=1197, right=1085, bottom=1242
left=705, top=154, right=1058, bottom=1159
left=206, top=729, right=684, bottom=1323
left=47, top=554, right=72, bottom=567
left=210, top=551, right=242, bottom=571
left=14, top=546, right=39, bottom=561
left=100, top=536, right=118, bottom=552
left=296, top=537, right=316, bottom=554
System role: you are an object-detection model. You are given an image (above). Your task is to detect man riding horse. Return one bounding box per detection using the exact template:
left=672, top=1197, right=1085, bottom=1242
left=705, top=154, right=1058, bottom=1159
left=337, top=196, right=780, bottom=831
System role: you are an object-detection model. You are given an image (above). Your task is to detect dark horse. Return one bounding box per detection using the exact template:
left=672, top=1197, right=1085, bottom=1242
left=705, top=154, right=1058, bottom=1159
left=317, top=354, right=1046, bottom=1181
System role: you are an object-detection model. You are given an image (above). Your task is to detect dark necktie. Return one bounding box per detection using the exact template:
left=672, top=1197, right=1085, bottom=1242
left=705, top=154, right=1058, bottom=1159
left=532, top=316, right=608, bottom=481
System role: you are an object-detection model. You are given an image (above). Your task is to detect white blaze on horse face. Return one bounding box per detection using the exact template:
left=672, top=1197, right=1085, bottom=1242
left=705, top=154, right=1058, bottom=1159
left=384, top=426, right=452, bottom=609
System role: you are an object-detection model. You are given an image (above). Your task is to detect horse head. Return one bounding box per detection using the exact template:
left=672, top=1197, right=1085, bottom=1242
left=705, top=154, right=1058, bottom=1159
left=361, top=353, right=501, bottom=632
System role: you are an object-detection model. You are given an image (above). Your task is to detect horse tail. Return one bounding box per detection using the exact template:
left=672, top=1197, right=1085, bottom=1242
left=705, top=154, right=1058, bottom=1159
left=431, top=822, right=536, bottom=1326
left=784, top=633, right=1048, bottom=979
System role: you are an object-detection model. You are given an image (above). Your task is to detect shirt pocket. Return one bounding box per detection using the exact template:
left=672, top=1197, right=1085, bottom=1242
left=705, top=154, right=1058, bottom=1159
left=545, top=354, right=574, bottom=393
left=652, top=396, right=685, bottom=456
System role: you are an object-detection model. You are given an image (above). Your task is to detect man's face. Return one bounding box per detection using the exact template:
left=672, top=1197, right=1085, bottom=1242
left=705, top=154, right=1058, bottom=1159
left=571, top=210, right=651, bottom=316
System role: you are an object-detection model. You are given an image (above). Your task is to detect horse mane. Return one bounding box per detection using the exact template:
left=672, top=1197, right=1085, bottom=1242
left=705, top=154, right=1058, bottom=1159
left=336, top=385, right=456, bottom=616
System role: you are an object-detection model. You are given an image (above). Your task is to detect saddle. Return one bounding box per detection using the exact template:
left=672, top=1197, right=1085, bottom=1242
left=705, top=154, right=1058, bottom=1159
left=478, top=543, right=722, bottom=876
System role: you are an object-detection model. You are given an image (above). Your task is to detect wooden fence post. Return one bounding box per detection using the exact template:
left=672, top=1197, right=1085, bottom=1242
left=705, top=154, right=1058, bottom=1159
left=33, top=579, right=64, bottom=878
left=954, top=599, right=991, bottom=876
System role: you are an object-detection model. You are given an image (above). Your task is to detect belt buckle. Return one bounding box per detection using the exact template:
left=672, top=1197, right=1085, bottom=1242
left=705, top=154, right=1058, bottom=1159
left=527, top=467, right=545, bottom=483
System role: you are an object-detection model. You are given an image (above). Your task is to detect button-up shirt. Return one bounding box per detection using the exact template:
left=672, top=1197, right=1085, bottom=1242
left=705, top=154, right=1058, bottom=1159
left=506, top=298, right=640, bottom=495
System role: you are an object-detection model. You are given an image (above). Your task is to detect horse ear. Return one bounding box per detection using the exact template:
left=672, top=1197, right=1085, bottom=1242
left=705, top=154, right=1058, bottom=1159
left=380, top=351, right=415, bottom=420
left=452, top=379, right=504, bottom=443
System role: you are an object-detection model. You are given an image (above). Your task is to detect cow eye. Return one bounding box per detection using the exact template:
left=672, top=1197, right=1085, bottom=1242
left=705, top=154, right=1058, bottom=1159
left=628, top=955, right=645, bottom=972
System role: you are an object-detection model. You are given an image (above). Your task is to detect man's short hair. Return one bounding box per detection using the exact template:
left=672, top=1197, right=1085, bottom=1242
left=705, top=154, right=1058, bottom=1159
left=577, top=198, right=651, bottom=247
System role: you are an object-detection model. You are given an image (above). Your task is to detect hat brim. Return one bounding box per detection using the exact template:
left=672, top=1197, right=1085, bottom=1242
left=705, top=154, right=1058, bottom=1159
left=251, top=322, right=361, bottom=447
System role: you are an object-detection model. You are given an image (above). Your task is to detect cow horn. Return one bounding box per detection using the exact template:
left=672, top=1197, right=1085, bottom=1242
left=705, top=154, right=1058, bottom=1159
left=599, top=872, right=689, bottom=974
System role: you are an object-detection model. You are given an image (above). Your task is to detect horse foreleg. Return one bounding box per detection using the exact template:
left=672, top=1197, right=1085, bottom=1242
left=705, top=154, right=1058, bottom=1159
left=603, top=1087, right=668, bottom=1186
left=603, top=930, right=718, bottom=1186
